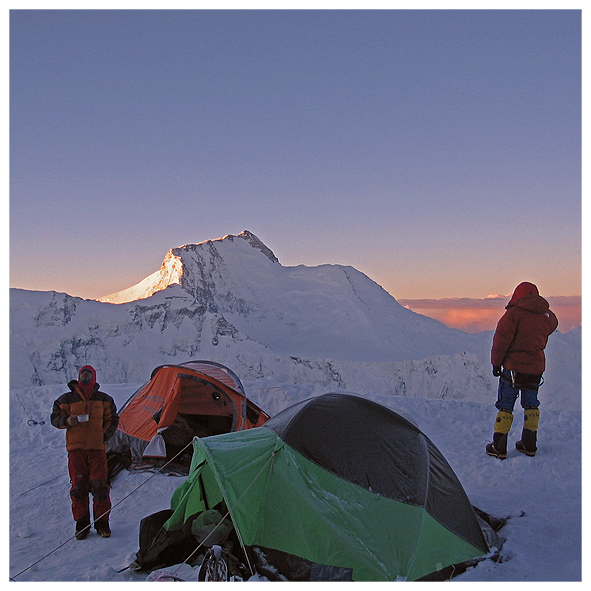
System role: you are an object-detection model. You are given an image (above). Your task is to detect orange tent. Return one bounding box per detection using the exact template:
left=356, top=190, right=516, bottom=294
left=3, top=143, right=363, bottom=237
left=108, top=360, right=269, bottom=463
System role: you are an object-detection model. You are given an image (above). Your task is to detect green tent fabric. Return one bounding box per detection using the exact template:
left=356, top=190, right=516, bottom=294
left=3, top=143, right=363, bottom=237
left=149, top=394, right=493, bottom=581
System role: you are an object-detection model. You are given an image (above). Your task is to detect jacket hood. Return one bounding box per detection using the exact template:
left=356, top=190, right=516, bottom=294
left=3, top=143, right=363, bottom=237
left=79, top=365, right=97, bottom=383
left=512, top=293, right=550, bottom=315
left=69, top=365, right=99, bottom=399
left=506, top=282, right=539, bottom=309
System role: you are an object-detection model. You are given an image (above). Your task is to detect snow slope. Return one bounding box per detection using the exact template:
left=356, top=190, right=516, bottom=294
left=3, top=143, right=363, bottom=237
left=9, top=381, right=581, bottom=581
left=98, top=249, right=184, bottom=304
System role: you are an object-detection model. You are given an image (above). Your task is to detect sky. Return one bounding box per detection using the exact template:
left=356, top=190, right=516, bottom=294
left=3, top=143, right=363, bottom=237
left=8, top=7, right=582, bottom=328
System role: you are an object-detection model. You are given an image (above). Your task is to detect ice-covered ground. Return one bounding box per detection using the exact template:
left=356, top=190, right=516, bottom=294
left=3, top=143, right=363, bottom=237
left=9, top=380, right=581, bottom=582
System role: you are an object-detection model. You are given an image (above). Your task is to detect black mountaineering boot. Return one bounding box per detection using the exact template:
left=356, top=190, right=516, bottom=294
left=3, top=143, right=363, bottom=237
left=515, top=429, right=537, bottom=456
left=486, top=432, right=508, bottom=460
left=516, top=408, right=539, bottom=456
left=95, top=520, right=111, bottom=538
left=75, top=517, right=91, bottom=540
left=486, top=410, right=513, bottom=460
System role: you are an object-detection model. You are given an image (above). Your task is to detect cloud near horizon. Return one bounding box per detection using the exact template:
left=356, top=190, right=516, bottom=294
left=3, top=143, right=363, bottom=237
left=398, top=296, right=581, bottom=334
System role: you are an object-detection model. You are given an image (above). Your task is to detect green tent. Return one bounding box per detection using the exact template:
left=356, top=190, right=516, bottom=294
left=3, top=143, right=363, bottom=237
left=133, top=393, right=501, bottom=581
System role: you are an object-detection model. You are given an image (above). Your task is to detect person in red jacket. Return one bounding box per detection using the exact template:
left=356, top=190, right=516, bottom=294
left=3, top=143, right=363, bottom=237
left=51, top=366, right=119, bottom=539
left=486, top=282, right=558, bottom=459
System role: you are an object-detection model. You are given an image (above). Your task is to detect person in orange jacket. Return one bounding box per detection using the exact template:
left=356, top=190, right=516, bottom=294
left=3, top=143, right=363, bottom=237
left=50, top=366, right=119, bottom=539
left=486, top=282, right=558, bottom=459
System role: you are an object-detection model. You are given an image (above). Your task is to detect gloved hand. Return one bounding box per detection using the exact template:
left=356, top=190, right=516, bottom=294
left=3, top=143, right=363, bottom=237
left=67, top=415, right=79, bottom=427
left=492, top=365, right=502, bottom=377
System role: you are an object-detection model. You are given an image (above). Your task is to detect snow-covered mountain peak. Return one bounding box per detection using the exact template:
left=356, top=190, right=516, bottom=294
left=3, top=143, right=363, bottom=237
left=98, top=230, right=277, bottom=304
left=98, top=249, right=184, bottom=304
left=173, top=230, right=279, bottom=264
left=228, top=230, right=279, bottom=264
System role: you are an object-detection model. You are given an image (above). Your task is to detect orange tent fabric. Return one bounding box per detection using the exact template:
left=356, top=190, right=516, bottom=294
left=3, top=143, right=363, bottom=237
left=117, top=361, right=269, bottom=443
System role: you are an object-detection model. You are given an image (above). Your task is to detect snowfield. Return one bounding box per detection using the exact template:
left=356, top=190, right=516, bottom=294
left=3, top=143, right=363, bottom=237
left=9, top=379, right=581, bottom=582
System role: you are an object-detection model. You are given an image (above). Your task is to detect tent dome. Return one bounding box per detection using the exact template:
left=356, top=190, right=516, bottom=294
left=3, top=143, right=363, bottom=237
left=265, top=393, right=487, bottom=552
left=133, top=393, right=502, bottom=581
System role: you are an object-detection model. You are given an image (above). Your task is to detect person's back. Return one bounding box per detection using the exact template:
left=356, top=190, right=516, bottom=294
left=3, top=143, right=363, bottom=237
left=491, top=283, right=558, bottom=376
left=486, top=283, right=558, bottom=459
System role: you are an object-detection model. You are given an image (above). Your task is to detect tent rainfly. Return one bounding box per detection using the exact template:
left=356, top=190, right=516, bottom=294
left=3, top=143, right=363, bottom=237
left=107, top=360, right=269, bottom=463
left=131, top=393, right=505, bottom=581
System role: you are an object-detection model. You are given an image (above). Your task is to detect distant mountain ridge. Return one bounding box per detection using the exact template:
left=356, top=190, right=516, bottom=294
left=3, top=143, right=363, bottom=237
left=92, top=230, right=480, bottom=364
left=9, top=231, right=580, bottom=410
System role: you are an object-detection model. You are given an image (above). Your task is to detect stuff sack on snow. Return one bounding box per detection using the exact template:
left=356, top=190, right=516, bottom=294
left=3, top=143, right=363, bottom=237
left=142, top=433, right=166, bottom=459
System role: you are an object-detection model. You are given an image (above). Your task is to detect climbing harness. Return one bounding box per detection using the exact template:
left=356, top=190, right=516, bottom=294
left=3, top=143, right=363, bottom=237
left=500, top=370, right=544, bottom=391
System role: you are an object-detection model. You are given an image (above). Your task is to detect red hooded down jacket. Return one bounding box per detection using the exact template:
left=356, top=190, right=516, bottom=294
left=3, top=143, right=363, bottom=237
left=491, top=282, right=558, bottom=375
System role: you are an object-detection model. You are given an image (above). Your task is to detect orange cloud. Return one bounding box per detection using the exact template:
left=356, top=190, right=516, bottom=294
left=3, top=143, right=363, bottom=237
left=399, top=296, right=581, bottom=333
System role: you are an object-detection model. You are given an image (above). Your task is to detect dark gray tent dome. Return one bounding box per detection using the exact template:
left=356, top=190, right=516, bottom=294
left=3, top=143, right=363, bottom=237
left=264, top=392, right=488, bottom=553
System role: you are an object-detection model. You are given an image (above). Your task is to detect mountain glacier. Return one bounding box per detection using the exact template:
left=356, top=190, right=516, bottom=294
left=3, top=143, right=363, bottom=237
left=9, top=231, right=580, bottom=410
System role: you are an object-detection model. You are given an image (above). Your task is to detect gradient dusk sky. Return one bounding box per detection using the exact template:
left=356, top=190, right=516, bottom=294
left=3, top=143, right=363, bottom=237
left=9, top=9, right=581, bottom=308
